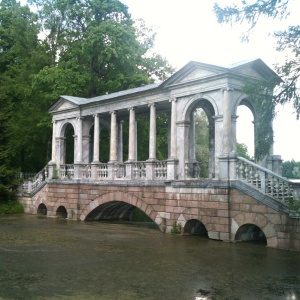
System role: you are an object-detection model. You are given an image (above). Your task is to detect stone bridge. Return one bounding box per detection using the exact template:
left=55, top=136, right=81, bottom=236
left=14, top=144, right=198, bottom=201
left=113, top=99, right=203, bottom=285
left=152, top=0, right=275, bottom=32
left=18, top=59, right=300, bottom=251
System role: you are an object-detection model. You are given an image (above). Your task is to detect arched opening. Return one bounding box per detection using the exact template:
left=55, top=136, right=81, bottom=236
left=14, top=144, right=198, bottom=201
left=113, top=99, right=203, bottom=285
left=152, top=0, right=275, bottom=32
left=85, top=201, right=158, bottom=229
left=236, top=103, right=255, bottom=160
left=65, top=124, right=75, bottom=164
left=37, top=203, right=47, bottom=216
left=187, top=99, right=215, bottom=178
left=56, top=206, right=68, bottom=219
left=184, top=219, right=208, bottom=237
left=235, top=224, right=267, bottom=245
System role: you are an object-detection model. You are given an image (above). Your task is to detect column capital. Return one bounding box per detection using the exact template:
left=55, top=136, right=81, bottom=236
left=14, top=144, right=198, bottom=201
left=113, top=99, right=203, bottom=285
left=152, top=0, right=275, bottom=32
left=148, top=102, right=156, bottom=108
left=76, top=116, right=84, bottom=120
left=93, top=113, right=100, bottom=118
left=109, top=110, right=117, bottom=114
left=222, top=86, right=234, bottom=93
left=128, top=107, right=136, bottom=111
left=169, top=97, right=177, bottom=103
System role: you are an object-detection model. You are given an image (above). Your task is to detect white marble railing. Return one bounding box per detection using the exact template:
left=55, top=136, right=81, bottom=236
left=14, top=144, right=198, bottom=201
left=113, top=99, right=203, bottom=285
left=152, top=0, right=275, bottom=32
left=115, top=163, right=126, bottom=179
left=236, top=156, right=294, bottom=201
left=60, top=164, right=74, bottom=179
left=82, top=164, right=91, bottom=178
left=97, top=163, right=108, bottom=179
left=154, top=161, right=167, bottom=179
left=133, top=162, right=146, bottom=179
left=185, top=162, right=200, bottom=179
left=21, top=165, right=48, bottom=193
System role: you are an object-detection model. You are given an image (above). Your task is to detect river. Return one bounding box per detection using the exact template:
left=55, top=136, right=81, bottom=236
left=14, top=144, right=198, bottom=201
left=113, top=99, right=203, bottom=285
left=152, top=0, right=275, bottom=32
left=0, top=214, right=299, bottom=300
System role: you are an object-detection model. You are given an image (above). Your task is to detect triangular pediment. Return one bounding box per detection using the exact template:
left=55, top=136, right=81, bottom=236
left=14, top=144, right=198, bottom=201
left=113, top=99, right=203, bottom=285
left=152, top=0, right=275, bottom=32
left=229, top=58, right=281, bottom=81
left=161, top=61, right=228, bottom=87
left=49, top=97, right=79, bottom=113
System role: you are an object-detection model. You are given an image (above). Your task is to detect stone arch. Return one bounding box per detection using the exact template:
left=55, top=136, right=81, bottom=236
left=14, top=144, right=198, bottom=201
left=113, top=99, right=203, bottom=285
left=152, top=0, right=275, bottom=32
left=184, top=219, right=208, bottom=236
left=234, top=94, right=258, bottom=122
left=180, top=208, right=209, bottom=229
left=182, top=94, right=218, bottom=121
left=79, top=191, right=158, bottom=223
left=58, top=121, right=76, bottom=164
left=232, top=212, right=278, bottom=248
left=58, top=119, right=76, bottom=138
left=182, top=96, right=216, bottom=178
left=32, top=196, right=49, bottom=215
left=56, top=205, right=68, bottom=219
left=37, top=203, right=47, bottom=215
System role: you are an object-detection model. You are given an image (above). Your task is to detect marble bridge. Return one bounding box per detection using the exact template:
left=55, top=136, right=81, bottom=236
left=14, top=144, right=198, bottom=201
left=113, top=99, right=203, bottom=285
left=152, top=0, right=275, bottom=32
left=18, top=59, right=300, bottom=251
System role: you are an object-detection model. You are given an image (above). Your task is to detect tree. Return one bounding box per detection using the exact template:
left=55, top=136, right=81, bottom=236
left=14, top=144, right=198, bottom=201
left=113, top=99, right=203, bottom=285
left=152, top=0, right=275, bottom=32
left=195, top=109, right=209, bottom=177
left=282, top=160, right=300, bottom=179
left=214, top=1, right=300, bottom=118
left=236, top=142, right=252, bottom=160
left=29, top=0, right=174, bottom=100
left=0, top=0, right=50, bottom=200
left=0, top=0, right=174, bottom=202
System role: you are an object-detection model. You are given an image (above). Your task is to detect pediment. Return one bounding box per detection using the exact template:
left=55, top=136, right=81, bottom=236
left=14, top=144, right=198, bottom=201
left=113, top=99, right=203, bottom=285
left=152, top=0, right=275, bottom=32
left=49, top=98, right=79, bottom=113
left=161, top=61, right=227, bottom=87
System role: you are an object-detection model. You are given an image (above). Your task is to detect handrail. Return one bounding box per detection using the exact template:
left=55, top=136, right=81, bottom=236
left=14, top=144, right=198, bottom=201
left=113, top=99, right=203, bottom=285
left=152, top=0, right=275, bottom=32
left=237, top=156, right=290, bottom=183
left=236, top=156, right=294, bottom=202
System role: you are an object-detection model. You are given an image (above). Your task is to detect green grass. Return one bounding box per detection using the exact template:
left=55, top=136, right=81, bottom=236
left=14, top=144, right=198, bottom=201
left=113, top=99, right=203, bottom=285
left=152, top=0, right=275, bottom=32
left=0, top=201, right=24, bottom=214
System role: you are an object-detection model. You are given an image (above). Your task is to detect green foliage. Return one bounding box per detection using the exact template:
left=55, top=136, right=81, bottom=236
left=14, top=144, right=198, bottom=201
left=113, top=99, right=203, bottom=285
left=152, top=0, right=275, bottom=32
left=288, top=198, right=300, bottom=213
left=236, top=142, right=252, bottom=160
left=0, top=201, right=24, bottom=214
left=242, top=79, right=276, bottom=160
left=282, top=160, right=300, bottom=179
left=214, top=1, right=300, bottom=119
left=195, top=109, right=209, bottom=177
left=0, top=0, right=174, bottom=200
left=130, top=207, right=152, bottom=222
left=171, top=221, right=182, bottom=234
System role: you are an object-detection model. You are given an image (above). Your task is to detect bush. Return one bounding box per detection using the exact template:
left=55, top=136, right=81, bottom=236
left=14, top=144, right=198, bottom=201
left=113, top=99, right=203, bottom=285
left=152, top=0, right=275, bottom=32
left=0, top=201, right=24, bottom=214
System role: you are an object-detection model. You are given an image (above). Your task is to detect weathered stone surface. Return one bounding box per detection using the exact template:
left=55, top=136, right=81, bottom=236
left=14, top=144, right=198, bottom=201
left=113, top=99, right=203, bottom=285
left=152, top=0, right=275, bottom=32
left=18, top=182, right=300, bottom=251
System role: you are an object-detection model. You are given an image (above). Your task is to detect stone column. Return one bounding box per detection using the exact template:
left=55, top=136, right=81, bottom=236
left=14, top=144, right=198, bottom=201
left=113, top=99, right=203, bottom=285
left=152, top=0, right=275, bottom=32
left=189, top=112, right=196, bottom=161
left=51, top=120, right=56, bottom=163
left=117, top=120, right=124, bottom=162
left=170, top=98, right=177, bottom=159
left=222, top=88, right=234, bottom=156
left=93, top=114, right=100, bottom=162
left=128, top=107, right=136, bottom=161
left=76, top=117, right=83, bottom=162
left=148, top=103, right=156, bottom=160
left=109, top=111, right=118, bottom=162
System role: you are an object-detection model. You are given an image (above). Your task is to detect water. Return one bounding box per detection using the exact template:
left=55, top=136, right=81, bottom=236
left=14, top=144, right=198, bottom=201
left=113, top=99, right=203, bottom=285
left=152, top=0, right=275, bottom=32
left=0, top=214, right=299, bottom=300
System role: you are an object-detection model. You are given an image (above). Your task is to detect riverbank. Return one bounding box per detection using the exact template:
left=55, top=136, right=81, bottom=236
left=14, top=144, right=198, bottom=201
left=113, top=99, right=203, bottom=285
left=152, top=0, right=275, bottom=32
left=0, top=201, right=24, bottom=214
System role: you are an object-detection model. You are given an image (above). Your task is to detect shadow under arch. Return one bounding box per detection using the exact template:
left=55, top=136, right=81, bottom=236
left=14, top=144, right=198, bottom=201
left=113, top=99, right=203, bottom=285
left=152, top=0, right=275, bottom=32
left=80, top=191, right=158, bottom=223
left=235, top=223, right=267, bottom=245
left=37, top=203, right=47, bottom=215
left=184, top=219, right=208, bottom=237
left=56, top=206, right=68, bottom=219
left=232, top=212, right=278, bottom=248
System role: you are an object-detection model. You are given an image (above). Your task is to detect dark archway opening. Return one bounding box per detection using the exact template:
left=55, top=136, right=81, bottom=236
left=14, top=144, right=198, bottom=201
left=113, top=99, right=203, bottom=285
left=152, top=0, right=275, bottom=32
left=65, top=124, right=75, bottom=164
left=37, top=203, right=47, bottom=216
left=85, top=201, right=158, bottom=229
left=184, top=219, right=208, bottom=237
left=235, top=224, right=267, bottom=245
left=56, top=206, right=68, bottom=219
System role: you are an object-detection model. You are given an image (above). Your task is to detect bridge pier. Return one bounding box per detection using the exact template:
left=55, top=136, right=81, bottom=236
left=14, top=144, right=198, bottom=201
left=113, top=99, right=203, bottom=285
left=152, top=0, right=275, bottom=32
left=18, top=179, right=300, bottom=251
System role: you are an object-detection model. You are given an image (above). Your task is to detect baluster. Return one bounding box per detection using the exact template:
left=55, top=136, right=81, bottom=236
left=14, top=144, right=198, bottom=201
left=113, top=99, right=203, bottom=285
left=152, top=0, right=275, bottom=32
left=239, top=162, right=244, bottom=179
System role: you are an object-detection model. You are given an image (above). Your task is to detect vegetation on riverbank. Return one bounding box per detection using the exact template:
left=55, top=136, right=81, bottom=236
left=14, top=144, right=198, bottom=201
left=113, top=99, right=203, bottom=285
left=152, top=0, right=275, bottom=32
left=0, top=201, right=24, bottom=214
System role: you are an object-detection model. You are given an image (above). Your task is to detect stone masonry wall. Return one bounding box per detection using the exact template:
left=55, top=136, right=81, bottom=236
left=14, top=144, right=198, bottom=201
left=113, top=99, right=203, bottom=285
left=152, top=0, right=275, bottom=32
left=19, top=181, right=300, bottom=251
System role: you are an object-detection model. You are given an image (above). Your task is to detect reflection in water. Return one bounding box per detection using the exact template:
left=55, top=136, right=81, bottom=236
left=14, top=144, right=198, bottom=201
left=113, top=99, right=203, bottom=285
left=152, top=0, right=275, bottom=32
left=0, top=214, right=299, bottom=300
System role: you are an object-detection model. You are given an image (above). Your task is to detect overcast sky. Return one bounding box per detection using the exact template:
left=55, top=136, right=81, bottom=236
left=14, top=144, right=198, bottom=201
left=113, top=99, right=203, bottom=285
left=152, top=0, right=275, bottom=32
left=122, top=0, right=300, bottom=161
